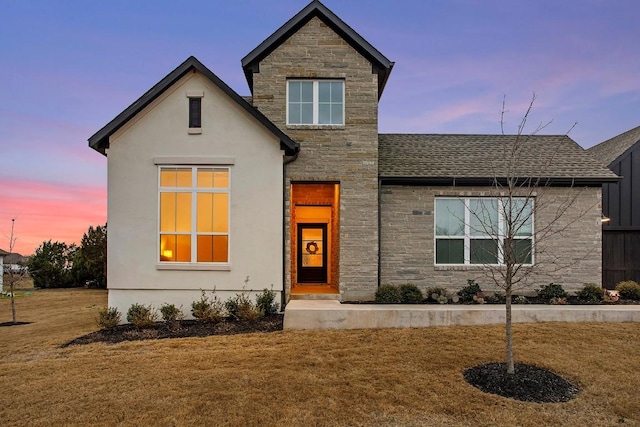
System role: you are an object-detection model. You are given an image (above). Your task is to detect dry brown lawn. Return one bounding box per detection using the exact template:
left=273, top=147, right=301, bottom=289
left=0, top=289, right=638, bottom=426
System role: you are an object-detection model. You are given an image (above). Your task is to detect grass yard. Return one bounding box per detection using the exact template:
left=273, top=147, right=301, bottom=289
left=0, top=289, right=638, bottom=426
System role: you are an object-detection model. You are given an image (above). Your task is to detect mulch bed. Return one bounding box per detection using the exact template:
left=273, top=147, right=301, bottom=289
left=463, top=362, right=579, bottom=403
left=0, top=321, right=32, bottom=327
left=62, top=314, right=284, bottom=347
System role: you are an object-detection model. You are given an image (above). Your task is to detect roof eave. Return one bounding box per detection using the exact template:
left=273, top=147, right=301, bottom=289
left=88, top=56, right=299, bottom=157
left=379, top=176, right=621, bottom=187
left=241, top=0, right=393, bottom=97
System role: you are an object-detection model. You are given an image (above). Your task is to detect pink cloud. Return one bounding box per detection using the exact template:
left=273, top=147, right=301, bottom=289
left=0, top=179, right=106, bottom=255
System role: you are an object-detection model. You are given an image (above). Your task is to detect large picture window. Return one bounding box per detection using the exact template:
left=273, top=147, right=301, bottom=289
left=159, top=166, right=229, bottom=263
left=287, top=80, right=344, bottom=125
left=435, top=197, right=533, bottom=265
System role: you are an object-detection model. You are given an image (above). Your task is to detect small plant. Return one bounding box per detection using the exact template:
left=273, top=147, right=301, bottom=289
left=485, top=291, right=506, bottom=304
left=537, top=283, right=568, bottom=302
left=126, top=303, right=157, bottom=329
left=375, top=285, right=402, bottom=304
left=426, top=287, right=449, bottom=304
left=513, top=295, right=528, bottom=304
left=615, top=280, right=640, bottom=301
left=576, top=284, right=603, bottom=303
left=191, top=289, right=226, bottom=324
left=256, top=287, right=279, bottom=315
left=96, top=307, right=121, bottom=329
left=160, top=303, right=184, bottom=324
left=458, top=279, right=482, bottom=303
left=550, top=297, right=567, bottom=305
left=399, top=284, right=423, bottom=304
left=472, top=291, right=485, bottom=304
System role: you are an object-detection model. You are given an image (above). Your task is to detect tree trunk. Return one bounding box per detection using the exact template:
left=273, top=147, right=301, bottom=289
left=10, top=283, right=16, bottom=324
left=505, top=286, right=515, bottom=374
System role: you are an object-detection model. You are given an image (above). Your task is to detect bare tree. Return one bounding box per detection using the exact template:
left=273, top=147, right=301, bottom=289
left=4, top=219, right=28, bottom=324
left=459, top=94, right=598, bottom=374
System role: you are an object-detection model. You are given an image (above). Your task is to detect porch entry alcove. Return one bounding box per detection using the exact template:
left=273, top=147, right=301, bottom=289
left=291, top=183, right=340, bottom=295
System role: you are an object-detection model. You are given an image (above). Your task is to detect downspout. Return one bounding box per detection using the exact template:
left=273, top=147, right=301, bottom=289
left=378, top=177, right=382, bottom=290
left=282, top=151, right=299, bottom=311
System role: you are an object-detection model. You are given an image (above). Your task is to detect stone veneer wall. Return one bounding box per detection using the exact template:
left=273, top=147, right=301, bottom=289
left=380, top=185, right=603, bottom=294
left=251, top=17, right=380, bottom=301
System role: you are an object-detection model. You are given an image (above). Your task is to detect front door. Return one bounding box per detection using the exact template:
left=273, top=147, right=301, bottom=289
left=297, top=223, right=328, bottom=283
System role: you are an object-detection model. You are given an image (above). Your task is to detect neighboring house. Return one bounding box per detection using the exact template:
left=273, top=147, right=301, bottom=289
left=3, top=253, right=27, bottom=273
left=89, top=0, right=617, bottom=316
left=588, top=126, right=640, bottom=288
left=0, top=248, right=7, bottom=292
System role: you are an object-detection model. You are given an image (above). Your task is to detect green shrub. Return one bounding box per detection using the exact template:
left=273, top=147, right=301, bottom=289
left=225, top=291, right=262, bottom=322
left=160, top=303, right=184, bottom=324
left=485, top=291, right=506, bottom=304
left=375, top=285, right=402, bottom=304
left=191, top=290, right=225, bottom=324
left=513, top=295, right=528, bottom=304
left=458, top=279, right=482, bottom=303
left=576, top=284, right=603, bottom=303
left=615, top=281, right=640, bottom=300
left=256, top=287, right=279, bottom=315
left=399, top=284, right=423, bottom=304
left=96, top=307, right=121, bottom=329
left=426, top=287, right=449, bottom=304
left=537, top=283, right=568, bottom=302
left=126, top=303, right=157, bottom=328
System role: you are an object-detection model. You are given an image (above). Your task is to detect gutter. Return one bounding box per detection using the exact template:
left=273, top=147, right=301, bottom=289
left=377, top=177, right=382, bottom=290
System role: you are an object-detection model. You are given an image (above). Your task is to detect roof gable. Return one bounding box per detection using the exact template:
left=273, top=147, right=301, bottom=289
left=379, top=134, right=620, bottom=186
left=241, top=0, right=393, bottom=99
left=587, top=125, right=640, bottom=166
left=88, top=56, right=299, bottom=156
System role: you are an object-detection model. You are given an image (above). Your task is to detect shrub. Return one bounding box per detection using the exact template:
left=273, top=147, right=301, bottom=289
left=160, top=303, right=184, bottom=324
left=426, top=287, right=449, bottom=304
left=576, top=284, right=603, bottom=303
left=375, top=285, right=402, bottom=304
left=399, top=284, right=423, bottom=304
left=513, top=295, right=528, bottom=304
left=550, top=297, right=567, bottom=305
left=96, top=307, right=121, bottom=329
left=485, top=291, right=506, bottom=304
left=191, top=290, right=225, bottom=324
left=126, top=303, right=157, bottom=328
left=256, top=287, right=279, bottom=315
left=537, top=283, right=568, bottom=302
left=458, top=280, right=483, bottom=303
left=615, top=281, right=640, bottom=301
left=225, top=291, right=262, bottom=322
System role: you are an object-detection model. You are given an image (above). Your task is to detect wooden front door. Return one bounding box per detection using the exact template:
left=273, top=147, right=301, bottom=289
left=297, top=223, right=328, bottom=283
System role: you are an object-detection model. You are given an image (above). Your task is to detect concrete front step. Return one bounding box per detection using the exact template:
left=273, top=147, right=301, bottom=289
left=289, top=293, right=340, bottom=301
left=283, top=300, right=640, bottom=330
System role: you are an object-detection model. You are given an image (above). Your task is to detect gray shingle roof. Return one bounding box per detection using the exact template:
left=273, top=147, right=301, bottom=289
left=379, top=134, right=619, bottom=183
left=587, top=125, right=640, bottom=166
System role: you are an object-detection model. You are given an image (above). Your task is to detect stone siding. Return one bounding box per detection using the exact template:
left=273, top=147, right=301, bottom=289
left=252, top=17, right=380, bottom=301
left=380, top=185, right=603, bottom=295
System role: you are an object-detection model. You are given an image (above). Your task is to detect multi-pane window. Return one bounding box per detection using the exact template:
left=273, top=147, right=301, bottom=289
left=188, top=97, right=201, bottom=128
left=287, top=80, right=344, bottom=125
left=159, top=167, right=229, bottom=263
left=435, top=197, right=533, bottom=265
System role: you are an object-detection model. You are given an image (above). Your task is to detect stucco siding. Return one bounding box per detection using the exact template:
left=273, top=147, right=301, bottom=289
left=380, top=185, right=603, bottom=295
left=106, top=72, right=284, bottom=315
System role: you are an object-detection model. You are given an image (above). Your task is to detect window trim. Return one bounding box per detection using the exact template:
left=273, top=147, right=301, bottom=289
left=434, top=197, right=534, bottom=266
left=286, top=79, right=345, bottom=126
left=157, top=165, right=231, bottom=266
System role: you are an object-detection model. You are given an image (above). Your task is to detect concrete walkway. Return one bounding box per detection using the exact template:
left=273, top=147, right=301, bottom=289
left=283, top=299, right=640, bottom=330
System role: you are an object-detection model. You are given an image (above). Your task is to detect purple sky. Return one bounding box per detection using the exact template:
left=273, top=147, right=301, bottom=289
left=1, top=0, right=638, bottom=254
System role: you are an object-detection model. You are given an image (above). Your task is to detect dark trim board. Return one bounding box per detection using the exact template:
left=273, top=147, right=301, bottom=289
left=379, top=177, right=618, bottom=187
left=88, top=56, right=299, bottom=156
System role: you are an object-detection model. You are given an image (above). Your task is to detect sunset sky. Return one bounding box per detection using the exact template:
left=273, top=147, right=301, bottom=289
left=1, top=0, right=638, bottom=255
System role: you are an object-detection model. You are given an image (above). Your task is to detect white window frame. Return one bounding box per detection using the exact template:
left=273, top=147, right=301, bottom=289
left=158, top=165, right=231, bottom=265
left=434, top=197, right=534, bottom=266
left=286, top=80, right=345, bottom=125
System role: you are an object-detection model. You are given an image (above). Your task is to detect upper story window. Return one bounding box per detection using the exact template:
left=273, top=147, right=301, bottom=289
left=187, top=91, right=204, bottom=133
left=434, top=197, right=533, bottom=266
left=159, top=166, right=229, bottom=264
left=287, top=80, right=344, bottom=125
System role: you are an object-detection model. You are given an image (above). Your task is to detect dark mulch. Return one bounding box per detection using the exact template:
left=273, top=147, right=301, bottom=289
left=463, top=362, right=579, bottom=403
left=0, top=321, right=32, bottom=327
left=61, top=314, right=284, bottom=347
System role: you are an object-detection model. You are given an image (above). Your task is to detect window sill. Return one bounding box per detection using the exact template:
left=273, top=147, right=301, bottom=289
left=434, top=264, right=533, bottom=270
left=286, top=124, right=345, bottom=130
left=156, top=263, right=231, bottom=271
left=188, top=128, right=202, bottom=135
